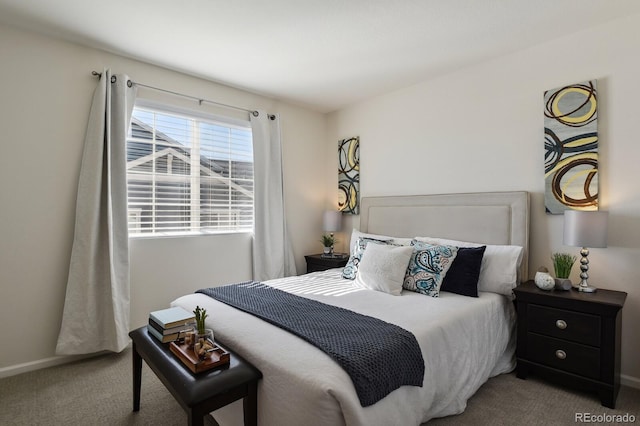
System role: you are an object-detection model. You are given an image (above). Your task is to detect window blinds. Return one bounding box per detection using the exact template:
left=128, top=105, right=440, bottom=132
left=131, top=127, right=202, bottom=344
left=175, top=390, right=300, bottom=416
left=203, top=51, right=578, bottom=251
left=126, top=105, right=254, bottom=236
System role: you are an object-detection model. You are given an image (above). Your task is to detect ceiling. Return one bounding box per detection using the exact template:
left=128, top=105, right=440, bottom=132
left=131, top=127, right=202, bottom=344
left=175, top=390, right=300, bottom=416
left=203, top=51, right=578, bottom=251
left=2, top=0, right=640, bottom=112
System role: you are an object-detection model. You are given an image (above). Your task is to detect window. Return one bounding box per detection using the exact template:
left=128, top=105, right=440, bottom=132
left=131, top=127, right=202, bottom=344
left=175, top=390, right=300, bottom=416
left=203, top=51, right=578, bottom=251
left=126, top=103, right=253, bottom=236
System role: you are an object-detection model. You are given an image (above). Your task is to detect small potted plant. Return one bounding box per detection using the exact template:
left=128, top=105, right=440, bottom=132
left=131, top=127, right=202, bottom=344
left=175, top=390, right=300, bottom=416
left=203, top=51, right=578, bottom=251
left=320, top=234, right=336, bottom=256
left=193, top=306, right=214, bottom=359
left=552, top=252, right=576, bottom=290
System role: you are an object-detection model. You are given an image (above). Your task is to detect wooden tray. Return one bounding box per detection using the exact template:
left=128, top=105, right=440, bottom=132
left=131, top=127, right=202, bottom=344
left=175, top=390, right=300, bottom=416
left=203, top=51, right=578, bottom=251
left=170, top=340, right=230, bottom=374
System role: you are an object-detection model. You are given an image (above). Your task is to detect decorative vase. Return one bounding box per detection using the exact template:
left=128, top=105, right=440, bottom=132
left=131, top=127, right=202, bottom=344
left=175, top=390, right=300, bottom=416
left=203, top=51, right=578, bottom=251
left=323, top=246, right=331, bottom=255
left=194, top=329, right=215, bottom=360
left=534, top=271, right=555, bottom=291
left=554, top=278, right=572, bottom=291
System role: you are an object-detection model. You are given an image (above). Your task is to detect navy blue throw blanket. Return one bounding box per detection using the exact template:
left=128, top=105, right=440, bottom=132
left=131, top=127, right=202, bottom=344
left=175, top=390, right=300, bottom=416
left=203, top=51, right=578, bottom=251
left=197, top=282, right=424, bottom=406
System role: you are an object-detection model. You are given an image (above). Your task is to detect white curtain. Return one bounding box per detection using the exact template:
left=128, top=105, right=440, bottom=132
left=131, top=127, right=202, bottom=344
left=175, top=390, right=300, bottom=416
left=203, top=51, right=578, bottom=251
left=56, top=70, right=137, bottom=355
left=250, top=111, right=297, bottom=280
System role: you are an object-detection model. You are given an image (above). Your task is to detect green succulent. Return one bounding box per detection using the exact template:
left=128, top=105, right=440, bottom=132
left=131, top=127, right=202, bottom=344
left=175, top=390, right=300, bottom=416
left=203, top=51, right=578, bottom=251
left=193, top=305, right=208, bottom=334
left=552, top=252, right=576, bottom=279
left=320, top=234, right=336, bottom=247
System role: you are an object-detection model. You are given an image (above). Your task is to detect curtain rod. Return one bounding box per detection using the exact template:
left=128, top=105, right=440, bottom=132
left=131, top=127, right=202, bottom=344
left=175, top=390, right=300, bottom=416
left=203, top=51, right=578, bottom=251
left=91, top=71, right=259, bottom=117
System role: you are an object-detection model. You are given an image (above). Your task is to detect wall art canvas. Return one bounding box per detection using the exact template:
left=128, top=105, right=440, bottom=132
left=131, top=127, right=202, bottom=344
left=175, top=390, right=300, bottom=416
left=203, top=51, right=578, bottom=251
left=544, top=80, right=598, bottom=214
left=338, top=136, right=360, bottom=215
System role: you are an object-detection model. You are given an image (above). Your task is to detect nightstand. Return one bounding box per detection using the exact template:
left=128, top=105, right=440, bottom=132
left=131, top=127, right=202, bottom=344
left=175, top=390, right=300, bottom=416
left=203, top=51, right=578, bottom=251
left=304, top=253, right=349, bottom=273
left=513, top=281, right=626, bottom=408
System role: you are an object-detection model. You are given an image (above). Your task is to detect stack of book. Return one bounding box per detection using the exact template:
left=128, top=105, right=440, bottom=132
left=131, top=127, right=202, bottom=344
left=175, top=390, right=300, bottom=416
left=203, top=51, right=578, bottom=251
left=147, top=306, right=195, bottom=343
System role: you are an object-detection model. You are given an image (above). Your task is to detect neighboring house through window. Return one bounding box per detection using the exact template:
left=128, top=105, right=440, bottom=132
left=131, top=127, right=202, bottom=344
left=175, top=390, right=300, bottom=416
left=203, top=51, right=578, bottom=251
left=126, top=102, right=254, bottom=236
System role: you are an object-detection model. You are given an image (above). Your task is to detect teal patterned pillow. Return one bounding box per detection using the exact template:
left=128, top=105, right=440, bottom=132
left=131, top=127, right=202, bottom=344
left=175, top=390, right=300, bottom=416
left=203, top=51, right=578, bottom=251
left=342, top=237, right=388, bottom=280
left=403, top=241, right=459, bottom=297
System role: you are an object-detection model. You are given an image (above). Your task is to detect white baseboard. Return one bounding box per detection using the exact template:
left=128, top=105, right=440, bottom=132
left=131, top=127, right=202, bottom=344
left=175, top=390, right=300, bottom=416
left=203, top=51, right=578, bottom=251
left=621, top=374, right=640, bottom=390
left=0, top=352, right=106, bottom=379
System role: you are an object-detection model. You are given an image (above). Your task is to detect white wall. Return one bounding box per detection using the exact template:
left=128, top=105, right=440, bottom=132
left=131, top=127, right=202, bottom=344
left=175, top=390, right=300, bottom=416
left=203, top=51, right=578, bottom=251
left=327, top=14, right=640, bottom=385
left=0, top=24, right=327, bottom=372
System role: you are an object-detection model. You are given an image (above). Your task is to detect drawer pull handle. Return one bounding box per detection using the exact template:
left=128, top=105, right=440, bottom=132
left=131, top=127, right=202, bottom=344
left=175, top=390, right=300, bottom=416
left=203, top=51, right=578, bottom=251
left=555, top=350, right=567, bottom=360
left=556, top=320, right=567, bottom=330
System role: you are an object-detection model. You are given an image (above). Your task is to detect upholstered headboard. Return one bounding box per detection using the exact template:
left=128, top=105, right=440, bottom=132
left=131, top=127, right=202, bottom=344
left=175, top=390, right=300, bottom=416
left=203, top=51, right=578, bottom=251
left=359, top=191, right=530, bottom=280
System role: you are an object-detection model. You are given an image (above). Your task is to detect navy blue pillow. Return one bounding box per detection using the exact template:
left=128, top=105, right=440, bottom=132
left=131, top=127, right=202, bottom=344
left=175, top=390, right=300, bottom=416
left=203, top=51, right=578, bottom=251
left=440, top=246, right=486, bottom=297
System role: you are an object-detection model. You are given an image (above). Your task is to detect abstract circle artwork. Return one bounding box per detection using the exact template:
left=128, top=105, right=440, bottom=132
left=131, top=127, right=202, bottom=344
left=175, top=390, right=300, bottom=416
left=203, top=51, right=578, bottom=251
left=543, top=80, right=598, bottom=214
left=338, top=136, right=360, bottom=215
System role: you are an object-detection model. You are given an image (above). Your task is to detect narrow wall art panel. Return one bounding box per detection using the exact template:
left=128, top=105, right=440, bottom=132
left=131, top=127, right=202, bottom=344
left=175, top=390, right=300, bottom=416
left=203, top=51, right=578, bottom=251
left=544, top=80, right=598, bottom=214
left=338, top=136, right=360, bottom=215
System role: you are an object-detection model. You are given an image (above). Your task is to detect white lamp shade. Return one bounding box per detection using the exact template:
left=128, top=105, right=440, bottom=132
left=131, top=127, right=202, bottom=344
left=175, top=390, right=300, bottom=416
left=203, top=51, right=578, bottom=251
left=563, top=210, right=608, bottom=248
left=322, top=210, right=342, bottom=233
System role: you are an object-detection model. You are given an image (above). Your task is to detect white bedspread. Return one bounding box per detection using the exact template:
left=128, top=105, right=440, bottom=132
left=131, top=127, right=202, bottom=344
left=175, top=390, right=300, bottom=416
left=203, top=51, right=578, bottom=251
left=171, top=269, right=516, bottom=426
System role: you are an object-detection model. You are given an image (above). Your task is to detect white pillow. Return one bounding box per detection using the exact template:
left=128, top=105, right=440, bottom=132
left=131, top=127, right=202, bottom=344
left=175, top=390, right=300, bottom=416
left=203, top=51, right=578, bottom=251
left=354, top=243, right=413, bottom=296
left=349, top=229, right=411, bottom=254
left=414, top=236, right=524, bottom=297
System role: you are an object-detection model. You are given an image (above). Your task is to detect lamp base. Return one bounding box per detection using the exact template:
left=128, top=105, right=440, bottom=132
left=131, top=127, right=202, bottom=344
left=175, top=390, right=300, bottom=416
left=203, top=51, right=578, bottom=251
left=576, top=279, right=597, bottom=293
left=575, top=248, right=597, bottom=293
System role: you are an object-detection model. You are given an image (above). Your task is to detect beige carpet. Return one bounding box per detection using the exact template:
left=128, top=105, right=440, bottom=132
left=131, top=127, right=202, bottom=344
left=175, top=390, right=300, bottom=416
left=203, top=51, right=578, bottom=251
left=0, top=348, right=638, bottom=425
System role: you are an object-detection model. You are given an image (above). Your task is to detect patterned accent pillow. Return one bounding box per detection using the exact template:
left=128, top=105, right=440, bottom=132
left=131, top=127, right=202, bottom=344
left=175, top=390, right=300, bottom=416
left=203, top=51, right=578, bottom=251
left=403, top=241, right=459, bottom=297
left=348, top=229, right=412, bottom=254
left=342, top=237, right=389, bottom=280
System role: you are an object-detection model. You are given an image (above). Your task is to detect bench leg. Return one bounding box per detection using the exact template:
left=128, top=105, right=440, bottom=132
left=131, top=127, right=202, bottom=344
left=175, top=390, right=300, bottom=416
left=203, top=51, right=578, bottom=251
left=188, top=408, right=205, bottom=426
left=243, top=381, right=258, bottom=426
left=132, top=341, right=142, bottom=412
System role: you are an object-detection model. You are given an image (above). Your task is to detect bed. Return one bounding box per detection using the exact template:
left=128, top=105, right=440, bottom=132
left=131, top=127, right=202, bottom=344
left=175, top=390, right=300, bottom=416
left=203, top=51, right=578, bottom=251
left=172, top=191, right=530, bottom=426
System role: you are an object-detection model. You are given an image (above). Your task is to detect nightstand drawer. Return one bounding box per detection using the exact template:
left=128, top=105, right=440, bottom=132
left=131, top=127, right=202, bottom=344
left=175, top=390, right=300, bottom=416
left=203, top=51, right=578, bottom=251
left=528, top=304, right=601, bottom=347
left=527, top=333, right=600, bottom=380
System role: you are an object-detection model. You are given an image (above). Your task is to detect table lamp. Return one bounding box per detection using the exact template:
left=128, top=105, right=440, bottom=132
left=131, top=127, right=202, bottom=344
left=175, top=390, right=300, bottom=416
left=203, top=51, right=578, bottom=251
left=563, top=210, right=608, bottom=293
left=322, top=210, right=342, bottom=257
